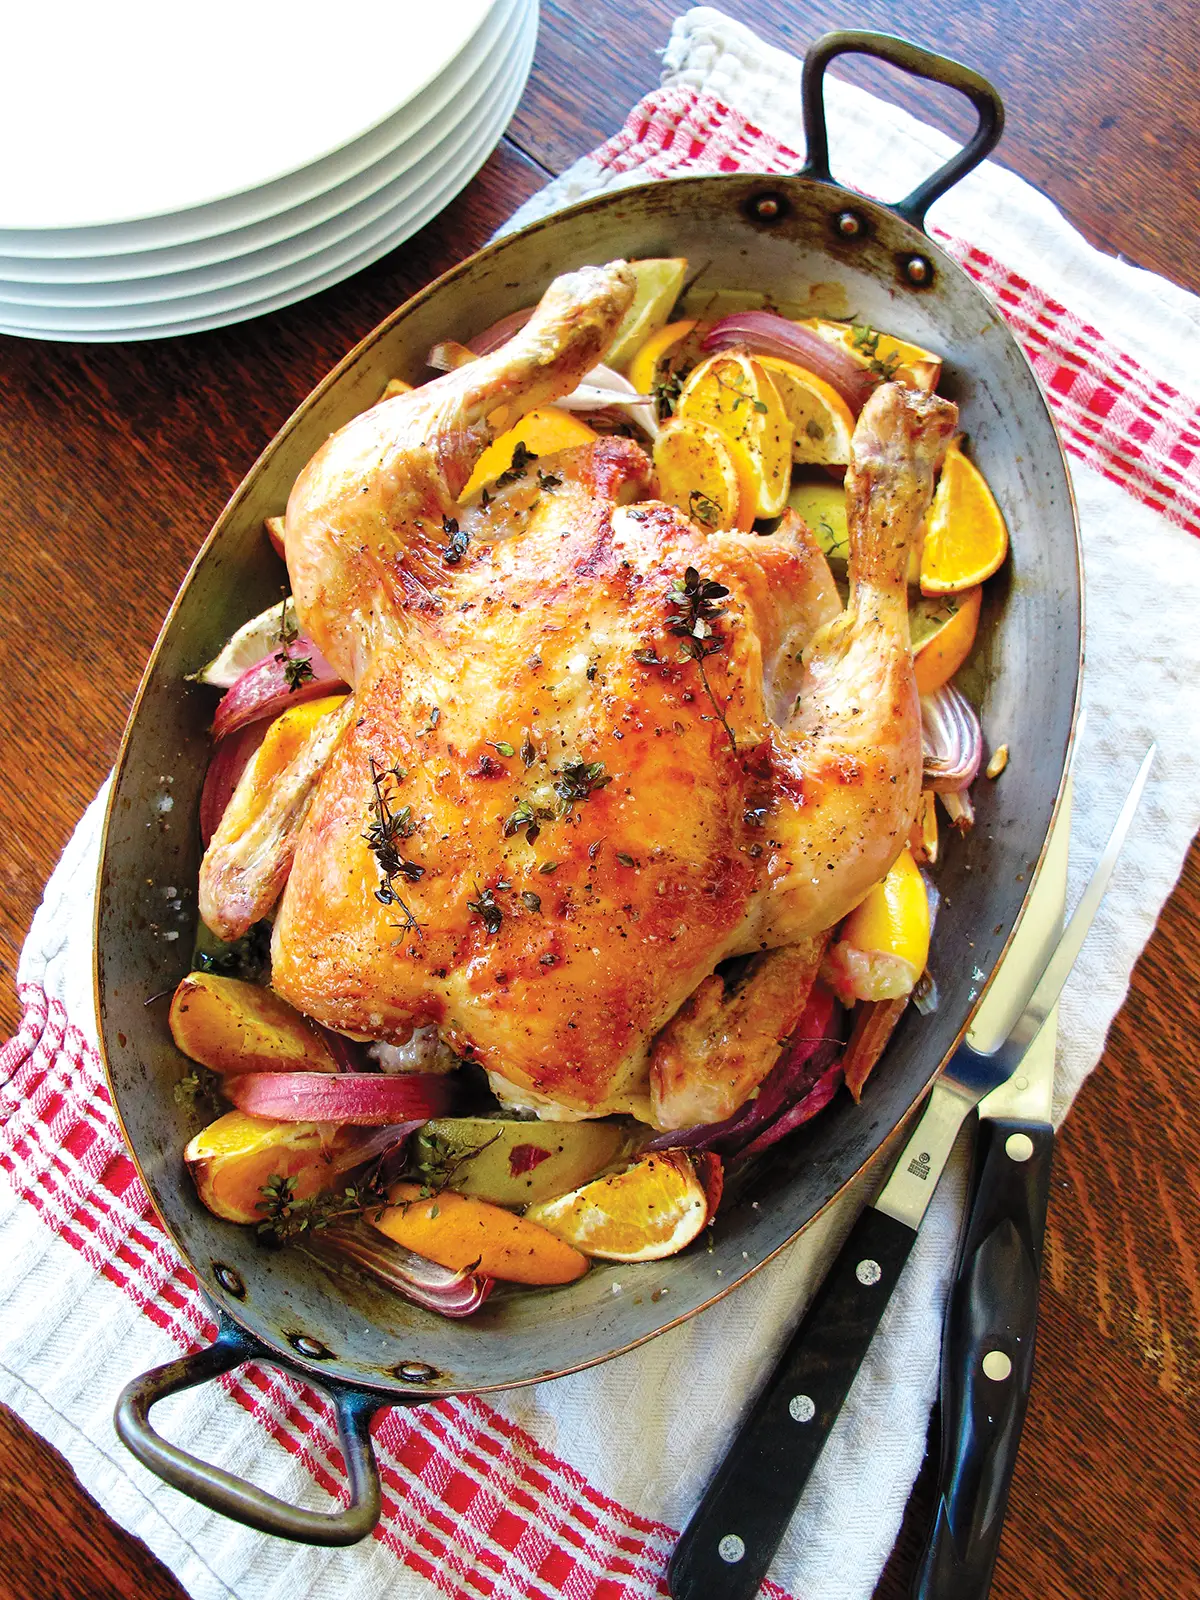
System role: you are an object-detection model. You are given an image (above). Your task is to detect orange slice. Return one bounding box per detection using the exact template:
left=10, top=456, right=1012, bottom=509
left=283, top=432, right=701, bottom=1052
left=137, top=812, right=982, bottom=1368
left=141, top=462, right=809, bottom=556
left=825, top=847, right=930, bottom=1004
left=653, top=415, right=755, bottom=532
left=756, top=356, right=856, bottom=465
left=373, top=1184, right=588, bottom=1284
left=626, top=318, right=698, bottom=399
left=461, top=408, right=597, bottom=501
left=677, top=353, right=793, bottom=517
left=185, top=1112, right=360, bottom=1224
left=802, top=318, right=943, bottom=392
left=912, top=586, right=982, bottom=696
left=919, top=439, right=1008, bottom=594
left=524, top=1151, right=712, bottom=1262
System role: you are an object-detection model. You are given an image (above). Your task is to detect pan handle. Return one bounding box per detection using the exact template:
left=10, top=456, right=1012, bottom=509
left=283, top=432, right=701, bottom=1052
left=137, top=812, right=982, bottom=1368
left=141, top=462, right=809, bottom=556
left=114, top=1309, right=394, bottom=1545
left=800, top=31, right=1005, bottom=232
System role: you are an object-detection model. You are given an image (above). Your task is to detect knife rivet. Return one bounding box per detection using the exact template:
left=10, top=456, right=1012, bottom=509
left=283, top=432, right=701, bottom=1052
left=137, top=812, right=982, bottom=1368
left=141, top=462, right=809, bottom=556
left=718, top=1534, right=746, bottom=1563
left=788, top=1394, right=816, bottom=1422
left=855, top=1258, right=882, bottom=1286
left=1005, top=1133, right=1035, bottom=1163
left=983, top=1350, right=1013, bottom=1381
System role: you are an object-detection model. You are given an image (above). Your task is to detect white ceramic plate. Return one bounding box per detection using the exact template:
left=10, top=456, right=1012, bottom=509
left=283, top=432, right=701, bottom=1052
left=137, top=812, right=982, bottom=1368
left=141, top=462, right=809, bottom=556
left=0, top=0, right=529, bottom=309
left=0, top=0, right=496, bottom=230
left=0, top=8, right=535, bottom=341
left=0, top=0, right=522, bottom=284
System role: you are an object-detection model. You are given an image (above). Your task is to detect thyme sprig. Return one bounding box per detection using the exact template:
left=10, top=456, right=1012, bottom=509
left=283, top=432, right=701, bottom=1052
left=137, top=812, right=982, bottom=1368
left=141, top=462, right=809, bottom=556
left=256, top=1165, right=391, bottom=1245
left=688, top=489, right=722, bottom=529
left=273, top=595, right=314, bottom=690
left=441, top=514, right=469, bottom=565
left=850, top=323, right=901, bottom=382
left=666, top=566, right=737, bottom=755
left=554, top=758, right=612, bottom=816
left=495, top=440, right=537, bottom=487
left=363, top=756, right=424, bottom=936
left=467, top=884, right=503, bottom=935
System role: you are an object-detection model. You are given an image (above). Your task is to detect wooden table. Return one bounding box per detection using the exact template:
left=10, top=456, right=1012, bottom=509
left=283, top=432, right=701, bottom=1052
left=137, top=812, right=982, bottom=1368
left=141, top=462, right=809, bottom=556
left=2, top=4, right=1196, bottom=1596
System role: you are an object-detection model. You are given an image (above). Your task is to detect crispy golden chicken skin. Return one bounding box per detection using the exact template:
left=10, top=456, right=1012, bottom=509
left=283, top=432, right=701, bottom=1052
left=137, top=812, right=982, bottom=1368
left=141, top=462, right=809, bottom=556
left=200, top=261, right=956, bottom=1126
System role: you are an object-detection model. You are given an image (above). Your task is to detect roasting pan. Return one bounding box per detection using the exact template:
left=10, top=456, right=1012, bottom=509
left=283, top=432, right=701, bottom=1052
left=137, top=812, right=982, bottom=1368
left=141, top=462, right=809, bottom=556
left=96, top=31, right=1081, bottom=1542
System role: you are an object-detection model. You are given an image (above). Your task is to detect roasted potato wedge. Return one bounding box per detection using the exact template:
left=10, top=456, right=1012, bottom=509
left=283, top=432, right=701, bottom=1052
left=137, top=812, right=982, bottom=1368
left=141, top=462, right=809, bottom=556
left=413, top=1117, right=631, bottom=1208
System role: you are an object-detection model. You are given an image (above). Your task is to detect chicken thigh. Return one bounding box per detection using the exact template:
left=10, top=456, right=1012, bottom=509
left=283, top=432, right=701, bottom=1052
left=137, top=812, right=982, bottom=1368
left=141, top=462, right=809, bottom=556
left=200, top=261, right=956, bottom=1127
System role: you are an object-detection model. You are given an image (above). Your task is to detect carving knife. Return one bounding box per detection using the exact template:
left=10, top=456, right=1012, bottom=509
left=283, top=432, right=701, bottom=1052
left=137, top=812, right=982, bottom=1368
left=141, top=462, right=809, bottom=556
left=668, top=743, right=1155, bottom=1600
left=912, top=764, right=1070, bottom=1598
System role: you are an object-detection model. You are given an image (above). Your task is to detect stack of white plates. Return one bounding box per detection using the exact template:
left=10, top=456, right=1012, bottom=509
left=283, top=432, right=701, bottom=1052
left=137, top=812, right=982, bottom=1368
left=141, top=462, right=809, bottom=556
left=0, top=0, right=537, bottom=341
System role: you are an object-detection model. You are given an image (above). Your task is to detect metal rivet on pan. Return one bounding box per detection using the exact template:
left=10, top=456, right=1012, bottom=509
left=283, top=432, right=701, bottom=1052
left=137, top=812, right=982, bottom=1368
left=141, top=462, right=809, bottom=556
left=394, top=1360, right=439, bottom=1384
left=1006, top=1132, right=1035, bottom=1163
left=835, top=209, right=865, bottom=238
left=212, top=1262, right=245, bottom=1299
left=904, top=253, right=934, bottom=285
left=718, top=1534, right=746, bottom=1564
left=983, top=1349, right=1013, bottom=1382
left=788, top=1394, right=816, bottom=1423
left=290, top=1334, right=333, bottom=1360
left=750, top=192, right=784, bottom=221
left=856, top=1258, right=883, bottom=1286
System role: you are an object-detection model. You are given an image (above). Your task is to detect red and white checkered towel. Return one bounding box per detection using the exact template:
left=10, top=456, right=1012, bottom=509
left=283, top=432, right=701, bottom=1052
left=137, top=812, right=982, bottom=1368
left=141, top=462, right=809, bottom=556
left=4, top=10, right=1199, bottom=1598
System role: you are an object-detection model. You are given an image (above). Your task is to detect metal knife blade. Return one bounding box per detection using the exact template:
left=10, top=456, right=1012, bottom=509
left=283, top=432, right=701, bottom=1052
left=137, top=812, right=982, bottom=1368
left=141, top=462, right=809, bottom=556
left=669, top=746, right=1154, bottom=1600
left=875, top=741, right=1154, bottom=1234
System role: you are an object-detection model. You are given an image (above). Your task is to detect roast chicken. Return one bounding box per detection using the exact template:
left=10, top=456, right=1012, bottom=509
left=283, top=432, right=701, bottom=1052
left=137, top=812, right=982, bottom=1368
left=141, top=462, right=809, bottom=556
left=200, top=261, right=957, bottom=1128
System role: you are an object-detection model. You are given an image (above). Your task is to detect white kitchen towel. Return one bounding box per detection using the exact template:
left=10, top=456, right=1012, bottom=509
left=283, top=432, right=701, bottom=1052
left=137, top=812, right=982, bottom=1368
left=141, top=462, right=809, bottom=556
left=3, top=10, right=1199, bottom=1600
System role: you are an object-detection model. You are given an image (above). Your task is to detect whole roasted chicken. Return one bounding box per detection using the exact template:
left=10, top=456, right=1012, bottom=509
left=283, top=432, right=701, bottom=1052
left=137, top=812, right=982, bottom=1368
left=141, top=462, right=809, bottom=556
left=201, top=262, right=956, bottom=1128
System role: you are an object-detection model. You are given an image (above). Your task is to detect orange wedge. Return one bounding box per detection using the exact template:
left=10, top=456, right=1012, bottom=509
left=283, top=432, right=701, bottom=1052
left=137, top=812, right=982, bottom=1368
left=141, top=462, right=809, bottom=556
left=524, top=1151, right=712, bottom=1262
left=920, top=439, right=1008, bottom=594
left=803, top=318, right=943, bottom=392
left=373, top=1184, right=588, bottom=1285
left=756, top=356, right=856, bottom=465
left=627, top=318, right=699, bottom=399
left=461, top=408, right=597, bottom=501
left=912, top=586, right=982, bottom=695
left=653, top=415, right=755, bottom=532
left=185, top=1112, right=361, bottom=1224
left=677, top=353, right=793, bottom=517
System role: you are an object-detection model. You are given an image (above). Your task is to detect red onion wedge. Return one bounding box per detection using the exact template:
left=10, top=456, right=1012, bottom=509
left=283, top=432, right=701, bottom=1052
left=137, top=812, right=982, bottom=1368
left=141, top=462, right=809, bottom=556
left=737, top=1061, right=845, bottom=1157
left=225, top=1071, right=458, bottom=1124
left=921, top=683, right=983, bottom=792
left=211, top=639, right=347, bottom=742
left=466, top=306, right=534, bottom=356
left=702, top=312, right=877, bottom=414
left=319, top=1218, right=493, bottom=1318
left=199, top=720, right=266, bottom=847
left=647, top=982, right=844, bottom=1156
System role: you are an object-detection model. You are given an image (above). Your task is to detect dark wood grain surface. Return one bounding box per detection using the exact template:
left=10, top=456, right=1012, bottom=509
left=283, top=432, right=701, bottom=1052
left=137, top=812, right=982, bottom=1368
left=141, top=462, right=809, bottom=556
left=1, top=3, right=1197, bottom=1596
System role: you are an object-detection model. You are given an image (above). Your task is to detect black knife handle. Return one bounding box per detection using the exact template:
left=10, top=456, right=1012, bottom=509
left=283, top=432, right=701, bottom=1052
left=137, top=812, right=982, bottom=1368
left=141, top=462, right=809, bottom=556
left=914, top=1115, right=1054, bottom=1600
left=669, top=1205, right=916, bottom=1600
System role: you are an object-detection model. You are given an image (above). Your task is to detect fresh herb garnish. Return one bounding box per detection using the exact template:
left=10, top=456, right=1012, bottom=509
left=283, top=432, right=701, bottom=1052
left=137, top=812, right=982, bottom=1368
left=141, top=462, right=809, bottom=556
left=536, top=468, right=562, bottom=491
left=419, top=706, right=440, bottom=735
left=538, top=860, right=558, bottom=874
left=441, top=514, right=469, bottom=565
left=495, top=440, right=537, bottom=487
left=502, top=798, right=539, bottom=842
left=520, top=732, right=536, bottom=768
left=616, top=852, right=636, bottom=868
left=467, top=885, right=503, bottom=935
left=256, top=1166, right=391, bottom=1245
left=363, top=757, right=423, bottom=936
left=713, top=366, right=769, bottom=414
left=554, top=758, right=612, bottom=815
left=280, top=654, right=315, bottom=692
left=667, top=566, right=737, bottom=755
left=488, top=740, right=516, bottom=758
left=688, top=489, right=722, bottom=529
left=520, top=891, right=542, bottom=914
left=850, top=323, right=901, bottom=382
